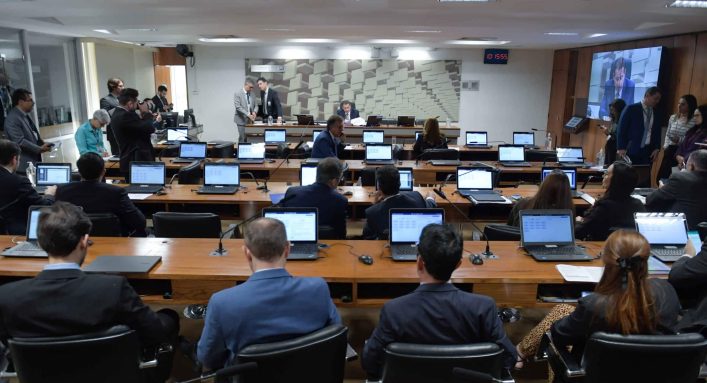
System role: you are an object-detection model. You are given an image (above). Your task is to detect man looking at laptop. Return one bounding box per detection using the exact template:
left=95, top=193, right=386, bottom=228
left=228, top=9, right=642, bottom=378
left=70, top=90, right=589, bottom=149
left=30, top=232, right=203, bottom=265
left=311, top=115, right=345, bottom=159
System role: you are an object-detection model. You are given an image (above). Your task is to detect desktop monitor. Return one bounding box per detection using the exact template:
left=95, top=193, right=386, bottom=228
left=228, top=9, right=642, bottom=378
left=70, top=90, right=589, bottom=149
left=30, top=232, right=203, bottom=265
left=161, top=112, right=179, bottom=128
left=397, top=116, right=415, bottom=127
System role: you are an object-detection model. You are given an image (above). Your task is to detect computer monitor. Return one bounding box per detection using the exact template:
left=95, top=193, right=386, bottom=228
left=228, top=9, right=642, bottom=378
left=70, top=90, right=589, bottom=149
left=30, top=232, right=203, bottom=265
left=183, top=109, right=196, bottom=126
left=465, top=131, right=488, bottom=146
left=415, top=131, right=422, bottom=141
left=635, top=213, right=688, bottom=246
left=300, top=163, right=318, bottom=186
left=366, top=115, right=383, bottom=127
left=296, top=114, right=315, bottom=125
left=541, top=167, right=577, bottom=190
left=363, top=130, right=385, bottom=144
left=457, top=167, right=494, bottom=190
left=179, top=142, right=207, bottom=159
left=389, top=209, right=445, bottom=245
left=26, top=206, right=44, bottom=241
left=397, top=116, right=415, bottom=127
left=264, top=129, right=287, bottom=144
left=204, top=163, right=240, bottom=186
left=263, top=208, right=318, bottom=243
left=167, top=128, right=189, bottom=142
left=365, top=144, right=393, bottom=161
left=237, top=143, right=266, bottom=160
left=556, top=147, right=585, bottom=163
left=35, top=163, right=71, bottom=186
left=161, top=112, right=179, bottom=128
left=498, top=145, right=526, bottom=162
left=519, top=210, right=575, bottom=246
left=513, top=132, right=535, bottom=146
left=129, top=162, right=165, bottom=185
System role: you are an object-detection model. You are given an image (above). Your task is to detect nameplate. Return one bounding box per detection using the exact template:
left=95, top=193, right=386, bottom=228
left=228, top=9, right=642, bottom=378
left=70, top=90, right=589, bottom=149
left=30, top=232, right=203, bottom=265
left=251, top=64, right=285, bottom=73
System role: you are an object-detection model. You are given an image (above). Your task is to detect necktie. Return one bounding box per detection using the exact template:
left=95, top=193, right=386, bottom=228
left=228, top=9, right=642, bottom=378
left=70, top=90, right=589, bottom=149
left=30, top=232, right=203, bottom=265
left=26, top=115, right=40, bottom=142
left=246, top=92, right=251, bottom=113
left=264, top=90, right=268, bottom=115
left=641, top=107, right=652, bottom=148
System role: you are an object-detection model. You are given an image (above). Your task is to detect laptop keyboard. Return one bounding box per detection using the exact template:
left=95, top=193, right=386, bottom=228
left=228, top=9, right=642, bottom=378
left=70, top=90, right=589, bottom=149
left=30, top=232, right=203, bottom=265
left=291, top=244, right=319, bottom=255
left=13, top=242, right=42, bottom=251
left=651, top=248, right=684, bottom=257
left=530, top=246, right=586, bottom=256
left=199, top=186, right=237, bottom=194
left=393, top=246, right=418, bottom=255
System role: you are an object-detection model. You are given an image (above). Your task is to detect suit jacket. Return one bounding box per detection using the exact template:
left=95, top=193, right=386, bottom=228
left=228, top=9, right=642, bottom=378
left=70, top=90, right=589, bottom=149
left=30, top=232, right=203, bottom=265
left=100, top=93, right=120, bottom=155
left=617, top=102, right=662, bottom=162
left=55, top=180, right=147, bottom=237
left=599, top=78, right=635, bottom=119
left=669, top=243, right=707, bottom=325
left=336, top=108, right=359, bottom=120
left=258, top=88, right=283, bottom=118
left=282, top=182, right=348, bottom=239
left=311, top=130, right=344, bottom=159
left=111, top=107, right=156, bottom=175
left=0, top=167, right=53, bottom=235
left=361, top=283, right=517, bottom=379
left=362, top=192, right=436, bottom=240
left=233, top=89, right=257, bottom=126
left=645, top=170, right=707, bottom=230
left=100, top=93, right=119, bottom=112
left=575, top=196, right=646, bottom=240
left=151, top=95, right=171, bottom=113
left=197, top=268, right=340, bottom=369
left=3, top=107, right=43, bottom=172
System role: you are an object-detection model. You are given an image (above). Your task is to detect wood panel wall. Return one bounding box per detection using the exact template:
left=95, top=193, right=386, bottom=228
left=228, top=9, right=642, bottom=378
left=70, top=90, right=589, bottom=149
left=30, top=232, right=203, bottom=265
left=152, top=47, right=186, bottom=66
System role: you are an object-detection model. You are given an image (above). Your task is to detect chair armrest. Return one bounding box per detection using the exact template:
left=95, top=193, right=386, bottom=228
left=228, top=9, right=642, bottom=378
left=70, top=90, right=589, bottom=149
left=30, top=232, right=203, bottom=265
left=545, top=332, right=585, bottom=380
left=699, top=362, right=707, bottom=380
left=139, top=343, right=173, bottom=369
left=534, top=332, right=551, bottom=362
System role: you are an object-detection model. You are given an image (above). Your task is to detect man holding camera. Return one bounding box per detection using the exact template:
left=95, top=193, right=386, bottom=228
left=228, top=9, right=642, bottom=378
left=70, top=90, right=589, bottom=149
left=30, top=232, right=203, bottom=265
left=111, top=88, right=161, bottom=177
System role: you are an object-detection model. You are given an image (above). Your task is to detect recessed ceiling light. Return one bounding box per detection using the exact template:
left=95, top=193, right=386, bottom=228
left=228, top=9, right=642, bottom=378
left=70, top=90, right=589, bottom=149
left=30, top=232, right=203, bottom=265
left=111, top=40, right=142, bottom=46
left=447, top=40, right=509, bottom=45
left=438, top=0, right=496, bottom=2
left=544, top=32, right=579, bottom=36
left=93, top=29, right=116, bottom=35
left=120, top=28, right=158, bottom=32
left=198, top=37, right=257, bottom=43
left=406, top=30, right=442, bottom=33
left=369, top=39, right=417, bottom=44
left=286, top=38, right=338, bottom=43
left=587, top=33, right=607, bottom=38
left=667, top=0, right=707, bottom=8
left=262, top=28, right=295, bottom=32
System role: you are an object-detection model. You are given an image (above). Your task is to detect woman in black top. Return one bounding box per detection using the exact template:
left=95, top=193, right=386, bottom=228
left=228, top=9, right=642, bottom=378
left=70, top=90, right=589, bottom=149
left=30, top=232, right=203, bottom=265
left=412, top=118, right=448, bottom=157
left=599, top=98, right=626, bottom=166
left=575, top=161, right=645, bottom=240
left=507, top=170, right=574, bottom=226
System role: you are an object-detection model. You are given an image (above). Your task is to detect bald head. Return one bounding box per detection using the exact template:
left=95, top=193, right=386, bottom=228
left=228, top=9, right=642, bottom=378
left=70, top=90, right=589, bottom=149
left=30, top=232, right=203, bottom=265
left=687, top=149, right=707, bottom=172
left=243, top=217, right=288, bottom=262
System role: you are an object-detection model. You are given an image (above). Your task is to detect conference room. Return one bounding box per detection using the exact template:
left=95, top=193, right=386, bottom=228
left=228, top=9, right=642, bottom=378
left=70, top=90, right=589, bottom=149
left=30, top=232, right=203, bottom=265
left=1, top=0, right=707, bottom=382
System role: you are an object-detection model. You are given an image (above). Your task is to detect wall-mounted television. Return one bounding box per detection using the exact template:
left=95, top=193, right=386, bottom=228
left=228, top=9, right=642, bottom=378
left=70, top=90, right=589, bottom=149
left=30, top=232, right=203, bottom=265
left=586, top=46, right=664, bottom=120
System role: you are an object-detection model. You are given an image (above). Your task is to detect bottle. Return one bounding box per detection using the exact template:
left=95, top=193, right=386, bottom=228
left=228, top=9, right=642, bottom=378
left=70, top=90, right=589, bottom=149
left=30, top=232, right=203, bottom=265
left=355, top=177, right=362, bottom=186
left=545, top=132, right=553, bottom=150
left=596, top=148, right=605, bottom=167
left=26, top=161, right=36, bottom=186
left=267, top=115, right=273, bottom=126
left=446, top=117, right=451, bottom=129
left=392, top=136, right=397, bottom=146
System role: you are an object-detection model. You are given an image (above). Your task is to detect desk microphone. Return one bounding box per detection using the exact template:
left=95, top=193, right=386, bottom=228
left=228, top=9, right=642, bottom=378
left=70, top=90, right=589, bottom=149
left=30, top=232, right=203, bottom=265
left=157, top=144, right=180, bottom=161
left=241, top=172, right=261, bottom=188
left=258, top=140, right=304, bottom=192
left=581, top=175, right=599, bottom=189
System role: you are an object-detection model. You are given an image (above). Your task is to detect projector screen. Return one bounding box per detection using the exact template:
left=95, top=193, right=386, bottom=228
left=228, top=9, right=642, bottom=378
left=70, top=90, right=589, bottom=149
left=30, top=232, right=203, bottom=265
left=586, top=46, right=663, bottom=120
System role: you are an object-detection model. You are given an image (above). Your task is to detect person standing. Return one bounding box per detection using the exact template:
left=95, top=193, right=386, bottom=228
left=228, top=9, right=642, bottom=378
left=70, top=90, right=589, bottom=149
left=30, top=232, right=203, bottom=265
left=3, top=89, right=52, bottom=173
left=616, top=86, right=663, bottom=166
left=234, top=79, right=257, bottom=143
left=0, top=72, right=14, bottom=137
left=675, top=105, right=707, bottom=170
left=151, top=84, right=173, bottom=113
left=598, top=98, right=626, bottom=166
left=111, top=88, right=160, bottom=177
left=100, top=78, right=124, bottom=155
left=256, top=77, right=283, bottom=123
left=657, top=95, right=697, bottom=181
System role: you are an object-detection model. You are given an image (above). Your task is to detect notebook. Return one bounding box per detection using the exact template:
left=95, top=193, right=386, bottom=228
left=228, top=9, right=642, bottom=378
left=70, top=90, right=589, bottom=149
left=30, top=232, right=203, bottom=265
left=264, top=129, right=287, bottom=145
left=541, top=167, right=583, bottom=198
left=83, top=255, right=162, bottom=274
left=1, top=206, right=47, bottom=257
left=376, top=167, right=413, bottom=192
left=365, top=144, right=395, bottom=165
left=465, top=131, right=490, bottom=148
left=172, top=142, right=207, bottom=163
left=197, top=163, right=240, bottom=195
left=263, top=208, right=319, bottom=260
left=635, top=212, right=688, bottom=262
left=556, top=147, right=590, bottom=167
left=456, top=167, right=505, bottom=202
left=498, top=145, right=531, bottom=167
left=125, top=162, right=165, bottom=194
left=389, top=208, right=445, bottom=261
left=237, top=143, right=266, bottom=164
left=34, top=163, right=71, bottom=194
left=513, top=131, right=535, bottom=148
left=300, top=163, right=318, bottom=186
left=363, top=130, right=385, bottom=144
left=520, top=209, right=591, bottom=261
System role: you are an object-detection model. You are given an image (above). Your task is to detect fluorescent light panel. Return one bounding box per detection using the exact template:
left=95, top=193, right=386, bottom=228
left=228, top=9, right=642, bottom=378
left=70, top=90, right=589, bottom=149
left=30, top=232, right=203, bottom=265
left=198, top=37, right=257, bottom=43
left=369, top=39, right=417, bottom=44
left=588, top=33, right=607, bottom=38
left=447, top=40, right=509, bottom=45
left=93, top=29, right=115, bottom=35
left=667, top=0, right=707, bottom=7
left=286, top=38, right=338, bottom=43
left=545, top=32, right=579, bottom=36
left=405, top=30, right=441, bottom=33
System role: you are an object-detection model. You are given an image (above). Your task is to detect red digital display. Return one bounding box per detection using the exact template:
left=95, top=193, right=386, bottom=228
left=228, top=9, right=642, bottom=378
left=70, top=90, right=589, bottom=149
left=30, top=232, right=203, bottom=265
left=484, top=49, right=509, bottom=64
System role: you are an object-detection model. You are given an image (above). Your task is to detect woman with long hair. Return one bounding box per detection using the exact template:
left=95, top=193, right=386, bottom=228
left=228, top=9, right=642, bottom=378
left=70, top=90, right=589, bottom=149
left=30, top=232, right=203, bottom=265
left=657, top=95, right=697, bottom=179
left=676, top=104, right=707, bottom=169
left=599, top=98, right=627, bottom=165
left=507, top=170, right=574, bottom=226
left=412, top=117, right=448, bottom=157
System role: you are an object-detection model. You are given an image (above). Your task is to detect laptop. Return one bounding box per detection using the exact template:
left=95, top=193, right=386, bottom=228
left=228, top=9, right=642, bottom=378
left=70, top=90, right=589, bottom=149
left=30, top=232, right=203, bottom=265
left=466, top=131, right=491, bottom=148
left=34, top=163, right=71, bottom=194
left=1, top=206, right=48, bottom=258
left=366, top=115, right=383, bottom=127
left=389, top=208, right=445, bottom=261
left=312, top=130, right=322, bottom=142
left=365, top=144, right=395, bottom=165
left=296, top=114, right=315, bottom=125
left=264, top=129, right=287, bottom=145
left=83, top=255, right=162, bottom=273
left=541, top=167, right=583, bottom=198
left=397, top=116, right=415, bottom=127
left=556, top=147, right=591, bottom=167
left=519, top=210, right=591, bottom=261
left=263, top=208, right=319, bottom=260
left=363, top=130, right=385, bottom=145
left=635, top=212, right=689, bottom=262
left=165, top=128, right=189, bottom=144
left=125, top=162, right=165, bottom=194
left=197, top=163, right=240, bottom=195
left=300, top=163, right=318, bottom=186
left=237, top=143, right=266, bottom=164
left=498, top=145, right=531, bottom=167
left=172, top=142, right=207, bottom=163
left=415, top=131, right=422, bottom=141
left=376, top=167, right=413, bottom=192
left=456, top=167, right=505, bottom=202
left=513, top=131, right=535, bottom=148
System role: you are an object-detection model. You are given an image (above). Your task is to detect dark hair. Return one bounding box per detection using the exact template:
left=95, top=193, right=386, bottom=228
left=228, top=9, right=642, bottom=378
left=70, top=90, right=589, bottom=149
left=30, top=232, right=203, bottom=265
left=118, top=88, right=140, bottom=105
left=157, top=85, right=168, bottom=93
left=256, top=77, right=268, bottom=84
left=680, top=94, right=698, bottom=121
left=423, top=118, right=443, bottom=145
left=244, top=217, right=288, bottom=262
left=11, top=88, right=32, bottom=106
left=0, top=139, right=21, bottom=166
left=316, top=157, right=343, bottom=184
left=37, top=202, right=92, bottom=257
left=688, top=149, right=707, bottom=171
left=326, top=115, right=343, bottom=131
left=340, top=100, right=352, bottom=108
left=644, top=86, right=662, bottom=97
left=76, top=152, right=105, bottom=181
left=107, top=78, right=123, bottom=93
left=610, top=57, right=627, bottom=74
left=376, top=166, right=400, bottom=196
left=609, top=98, right=627, bottom=122
left=526, top=171, right=574, bottom=214
left=418, top=224, right=462, bottom=281
left=605, top=161, right=638, bottom=200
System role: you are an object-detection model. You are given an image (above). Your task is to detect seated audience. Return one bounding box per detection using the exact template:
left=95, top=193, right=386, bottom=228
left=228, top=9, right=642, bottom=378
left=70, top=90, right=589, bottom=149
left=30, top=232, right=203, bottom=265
left=675, top=104, right=707, bottom=169
left=282, top=157, right=348, bottom=239
left=412, top=118, right=448, bottom=157
left=0, top=139, right=54, bottom=235
left=55, top=152, right=147, bottom=236
left=646, top=149, right=707, bottom=230
left=668, top=239, right=707, bottom=327
left=362, top=224, right=517, bottom=380
left=507, top=169, right=574, bottom=227
left=311, top=115, right=345, bottom=159
left=362, top=165, right=436, bottom=239
left=75, top=109, right=110, bottom=156
left=197, top=217, right=340, bottom=370
left=575, top=161, right=645, bottom=240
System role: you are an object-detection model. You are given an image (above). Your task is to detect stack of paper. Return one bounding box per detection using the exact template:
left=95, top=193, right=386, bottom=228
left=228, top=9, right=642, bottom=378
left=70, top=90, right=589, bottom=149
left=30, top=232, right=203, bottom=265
left=648, top=256, right=670, bottom=275
left=556, top=264, right=604, bottom=283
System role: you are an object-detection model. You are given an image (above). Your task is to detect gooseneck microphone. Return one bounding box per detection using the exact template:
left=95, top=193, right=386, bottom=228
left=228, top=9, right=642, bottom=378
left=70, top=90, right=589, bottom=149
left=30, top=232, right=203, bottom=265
left=581, top=175, right=599, bottom=189
left=258, top=140, right=304, bottom=192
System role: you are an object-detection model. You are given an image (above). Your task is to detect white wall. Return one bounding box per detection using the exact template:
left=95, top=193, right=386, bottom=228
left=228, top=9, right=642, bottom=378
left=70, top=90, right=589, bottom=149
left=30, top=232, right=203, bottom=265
left=94, top=43, right=155, bottom=101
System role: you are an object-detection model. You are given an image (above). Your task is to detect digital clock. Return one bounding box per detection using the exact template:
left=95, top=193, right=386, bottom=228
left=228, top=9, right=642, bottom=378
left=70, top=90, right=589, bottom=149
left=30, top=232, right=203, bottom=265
left=483, top=49, right=509, bottom=64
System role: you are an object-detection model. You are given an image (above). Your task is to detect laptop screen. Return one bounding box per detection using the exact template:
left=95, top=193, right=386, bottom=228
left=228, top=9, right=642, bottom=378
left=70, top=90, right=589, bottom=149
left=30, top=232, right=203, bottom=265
left=466, top=132, right=488, bottom=145
left=179, top=143, right=207, bottom=158
left=313, top=130, right=322, bottom=141
left=264, top=129, right=287, bottom=144
left=36, top=164, right=71, bottom=186
left=204, top=163, right=240, bottom=186
left=366, top=144, right=392, bottom=161
left=541, top=167, right=577, bottom=189
left=499, top=145, right=525, bottom=162
left=513, top=132, right=534, bottom=146
left=520, top=211, right=574, bottom=245
left=263, top=209, right=318, bottom=242
left=238, top=143, right=266, bottom=159
left=415, top=131, right=422, bottom=141
left=457, top=167, right=494, bottom=190
left=376, top=168, right=413, bottom=191
left=363, top=130, right=385, bottom=144
left=556, top=147, right=584, bottom=163
left=130, top=163, right=165, bottom=185
left=300, top=164, right=317, bottom=186
left=635, top=213, right=688, bottom=245
left=390, top=209, right=445, bottom=244
left=26, top=207, right=43, bottom=240
left=167, top=128, right=189, bottom=141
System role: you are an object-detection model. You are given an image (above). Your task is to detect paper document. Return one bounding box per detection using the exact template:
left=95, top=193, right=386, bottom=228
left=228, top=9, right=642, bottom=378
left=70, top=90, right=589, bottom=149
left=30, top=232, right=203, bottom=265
left=556, top=264, right=604, bottom=283
left=128, top=193, right=152, bottom=200
left=580, top=193, right=596, bottom=205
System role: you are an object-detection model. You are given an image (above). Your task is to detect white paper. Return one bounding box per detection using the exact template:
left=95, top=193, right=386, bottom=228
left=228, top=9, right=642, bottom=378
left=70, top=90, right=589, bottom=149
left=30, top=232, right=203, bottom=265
left=580, top=193, right=596, bottom=205
left=128, top=193, right=152, bottom=200
left=556, top=264, right=604, bottom=283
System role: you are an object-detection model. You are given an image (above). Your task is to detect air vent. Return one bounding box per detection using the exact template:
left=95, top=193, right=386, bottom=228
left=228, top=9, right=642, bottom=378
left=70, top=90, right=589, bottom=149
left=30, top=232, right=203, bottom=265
left=28, top=17, right=63, bottom=25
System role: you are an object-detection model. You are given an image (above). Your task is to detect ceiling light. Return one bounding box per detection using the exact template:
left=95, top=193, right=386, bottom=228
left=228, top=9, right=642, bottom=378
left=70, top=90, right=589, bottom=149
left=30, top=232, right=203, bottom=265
left=405, top=30, right=442, bottom=33
left=286, top=38, right=338, bottom=43
left=438, top=0, right=496, bottom=2
left=120, top=28, right=157, bottom=32
left=337, top=47, right=372, bottom=59
left=276, top=47, right=314, bottom=59
left=667, top=0, right=707, bottom=8
left=369, top=39, right=417, bottom=44
left=397, top=48, right=432, bottom=60
left=198, top=37, right=257, bottom=43
left=545, top=32, right=579, bottom=36
left=93, top=29, right=115, bottom=35
left=447, top=40, right=509, bottom=45
left=262, top=28, right=295, bottom=32
left=587, top=33, right=607, bottom=38
left=111, top=40, right=142, bottom=46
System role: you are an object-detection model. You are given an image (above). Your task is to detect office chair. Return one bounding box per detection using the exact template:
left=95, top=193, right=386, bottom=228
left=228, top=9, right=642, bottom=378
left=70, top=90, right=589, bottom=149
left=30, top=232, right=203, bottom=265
left=526, top=149, right=557, bottom=163
left=360, top=167, right=377, bottom=187
left=698, top=221, right=707, bottom=241
left=319, top=224, right=339, bottom=240
left=178, top=160, right=203, bottom=185
left=86, top=213, right=122, bottom=237
left=236, top=324, right=348, bottom=383
left=152, top=212, right=222, bottom=238
left=420, top=149, right=459, bottom=161
left=483, top=224, right=520, bottom=241
left=380, top=342, right=513, bottom=383
left=210, top=142, right=235, bottom=158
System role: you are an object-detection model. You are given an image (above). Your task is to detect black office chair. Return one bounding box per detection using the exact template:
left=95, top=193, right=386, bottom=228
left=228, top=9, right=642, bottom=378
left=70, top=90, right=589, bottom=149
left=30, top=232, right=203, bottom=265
left=70, top=171, right=81, bottom=182
left=381, top=342, right=513, bottom=383
left=86, top=213, right=122, bottom=237
left=420, top=149, right=459, bottom=161
left=211, top=142, right=235, bottom=158
left=697, top=221, right=707, bottom=241
left=360, top=167, right=377, bottom=187
left=526, top=149, right=557, bottom=163
left=178, top=160, right=203, bottom=185
left=236, top=324, right=348, bottom=383
left=319, top=225, right=340, bottom=240
left=483, top=224, right=520, bottom=241
left=544, top=331, right=707, bottom=383
left=152, top=212, right=222, bottom=238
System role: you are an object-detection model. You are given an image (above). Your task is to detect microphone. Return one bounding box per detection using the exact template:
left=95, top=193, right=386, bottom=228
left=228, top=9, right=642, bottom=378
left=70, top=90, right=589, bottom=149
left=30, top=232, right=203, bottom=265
left=241, top=171, right=261, bottom=188
left=452, top=367, right=501, bottom=383
left=581, top=175, right=599, bottom=189
left=157, top=144, right=180, bottom=161
left=258, top=140, right=304, bottom=192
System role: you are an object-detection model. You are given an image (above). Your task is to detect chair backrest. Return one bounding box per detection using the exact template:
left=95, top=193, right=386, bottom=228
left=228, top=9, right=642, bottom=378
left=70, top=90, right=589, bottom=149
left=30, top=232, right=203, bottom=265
left=178, top=160, right=203, bottom=185
left=236, top=324, right=348, bottom=383
left=86, top=213, right=122, bottom=237
left=152, top=212, right=221, bottom=238
left=526, top=149, right=557, bottom=163
left=483, top=224, right=521, bottom=241
left=210, top=142, right=235, bottom=158
left=583, top=332, right=707, bottom=383
left=381, top=342, right=505, bottom=383
left=360, top=167, right=377, bottom=187
left=8, top=325, right=142, bottom=383
left=421, top=149, right=459, bottom=161
left=698, top=221, right=707, bottom=241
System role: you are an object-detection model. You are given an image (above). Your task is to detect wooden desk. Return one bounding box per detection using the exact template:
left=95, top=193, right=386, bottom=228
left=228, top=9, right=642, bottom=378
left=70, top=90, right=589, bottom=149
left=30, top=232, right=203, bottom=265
left=245, top=124, right=461, bottom=144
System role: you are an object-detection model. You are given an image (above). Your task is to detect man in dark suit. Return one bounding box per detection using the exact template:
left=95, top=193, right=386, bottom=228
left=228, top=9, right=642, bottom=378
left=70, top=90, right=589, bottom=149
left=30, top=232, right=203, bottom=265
left=0, top=202, right=178, bottom=382
left=0, top=72, right=12, bottom=137
left=111, top=88, right=160, bottom=177
left=256, top=77, right=283, bottom=122
left=100, top=77, right=123, bottom=155
left=668, top=239, right=707, bottom=326
left=0, top=139, right=54, bottom=235
left=646, top=149, right=707, bottom=230
left=55, top=152, right=147, bottom=237
left=599, top=57, right=635, bottom=119
left=197, top=217, right=340, bottom=370
left=282, top=157, right=348, bottom=239
left=151, top=84, right=173, bottom=113
left=3, top=89, right=52, bottom=173
left=311, top=115, right=345, bottom=159
left=617, top=86, right=662, bottom=165
left=336, top=100, right=359, bottom=122
left=362, top=165, right=436, bottom=239
left=361, top=224, right=517, bottom=380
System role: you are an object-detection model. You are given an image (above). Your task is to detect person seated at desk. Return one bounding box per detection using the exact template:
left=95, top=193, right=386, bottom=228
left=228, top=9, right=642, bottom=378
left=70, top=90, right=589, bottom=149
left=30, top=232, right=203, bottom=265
left=675, top=104, right=707, bottom=170
left=575, top=161, right=645, bottom=240
left=362, top=165, right=436, bottom=240
left=75, top=109, right=110, bottom=156
left=311, top=115, right=345, bottom=159
left=646, top=149, right=707, bottom=230
left=668, top=238, right=707, bottom=328
left=336, top=100, right=359, bottom=123
left=197, top=217, right=340, bottom=371
left=55, top=152, right=147, bottom=237
left=412, top=117, right=448, bottom=157
left=0, top=139, right=54, bottom=235
left=362, top=224, right=517, bottom=380
left=0, top=202, right=179, bottom=383
left=281, top=157, right=348, bottom=239
left=507, top=169, right=574, bottom=227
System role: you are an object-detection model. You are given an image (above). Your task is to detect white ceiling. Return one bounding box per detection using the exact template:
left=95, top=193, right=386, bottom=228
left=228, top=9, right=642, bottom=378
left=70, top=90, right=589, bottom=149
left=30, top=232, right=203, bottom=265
left=0, top=0, right=706, bottom=49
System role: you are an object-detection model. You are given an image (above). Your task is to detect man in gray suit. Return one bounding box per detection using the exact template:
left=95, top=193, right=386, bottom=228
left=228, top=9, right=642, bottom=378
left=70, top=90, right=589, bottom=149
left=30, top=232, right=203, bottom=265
left=3, top=89, right=52, bottom=173
left=234, top=79, right=257, bottom=143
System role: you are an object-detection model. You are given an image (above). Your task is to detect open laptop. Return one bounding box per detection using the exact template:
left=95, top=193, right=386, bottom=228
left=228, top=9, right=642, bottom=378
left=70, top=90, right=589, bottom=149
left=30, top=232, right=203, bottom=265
left=363, top=130, right=385, bottom=145
left=366, top=115, right=383, bottom=127
left=263, top=208, right=319, bottom=260
left=635, top=212, right=689, bottom=262
left=415, top=131, right=422, bottom=142
left=1, top=206, right=47, bottom=258
left=296, top=114, right=315, bottom=125
left=237, top=143, right=266, bottom=164
left=556, top=147, right=591, bottom=167
left=520, top=209, right=591, bottom=261
left=264, top=129, right=287, bottom=145
left=34, top=163, right=72, bottom=194
left=125, top=162, right=165, bottom=194
left=197, top=163, right=240, bottom=195
left=312, top=130, right=322, bottom=142
left=365, top=144, right=395, bottom=165
left=172, top=142, right=207, bottom=163
left=300, top=163, right=318, bottom=186
left=165, top=128, right=189, bottom=144
left=389, top=208, right=445, bottom=261
left=541, top=167, right=583, bottom=198
left=397, top=116, right=415, bottom=127
left=376, top=167, right=413, bottom=192
left=513, top=131, right=535, bottom=148
left=456, top=167, right=505, bottom=202
left=498, top=145, right=531, bottom=167
left=465, top=131, right=490, bottom=148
